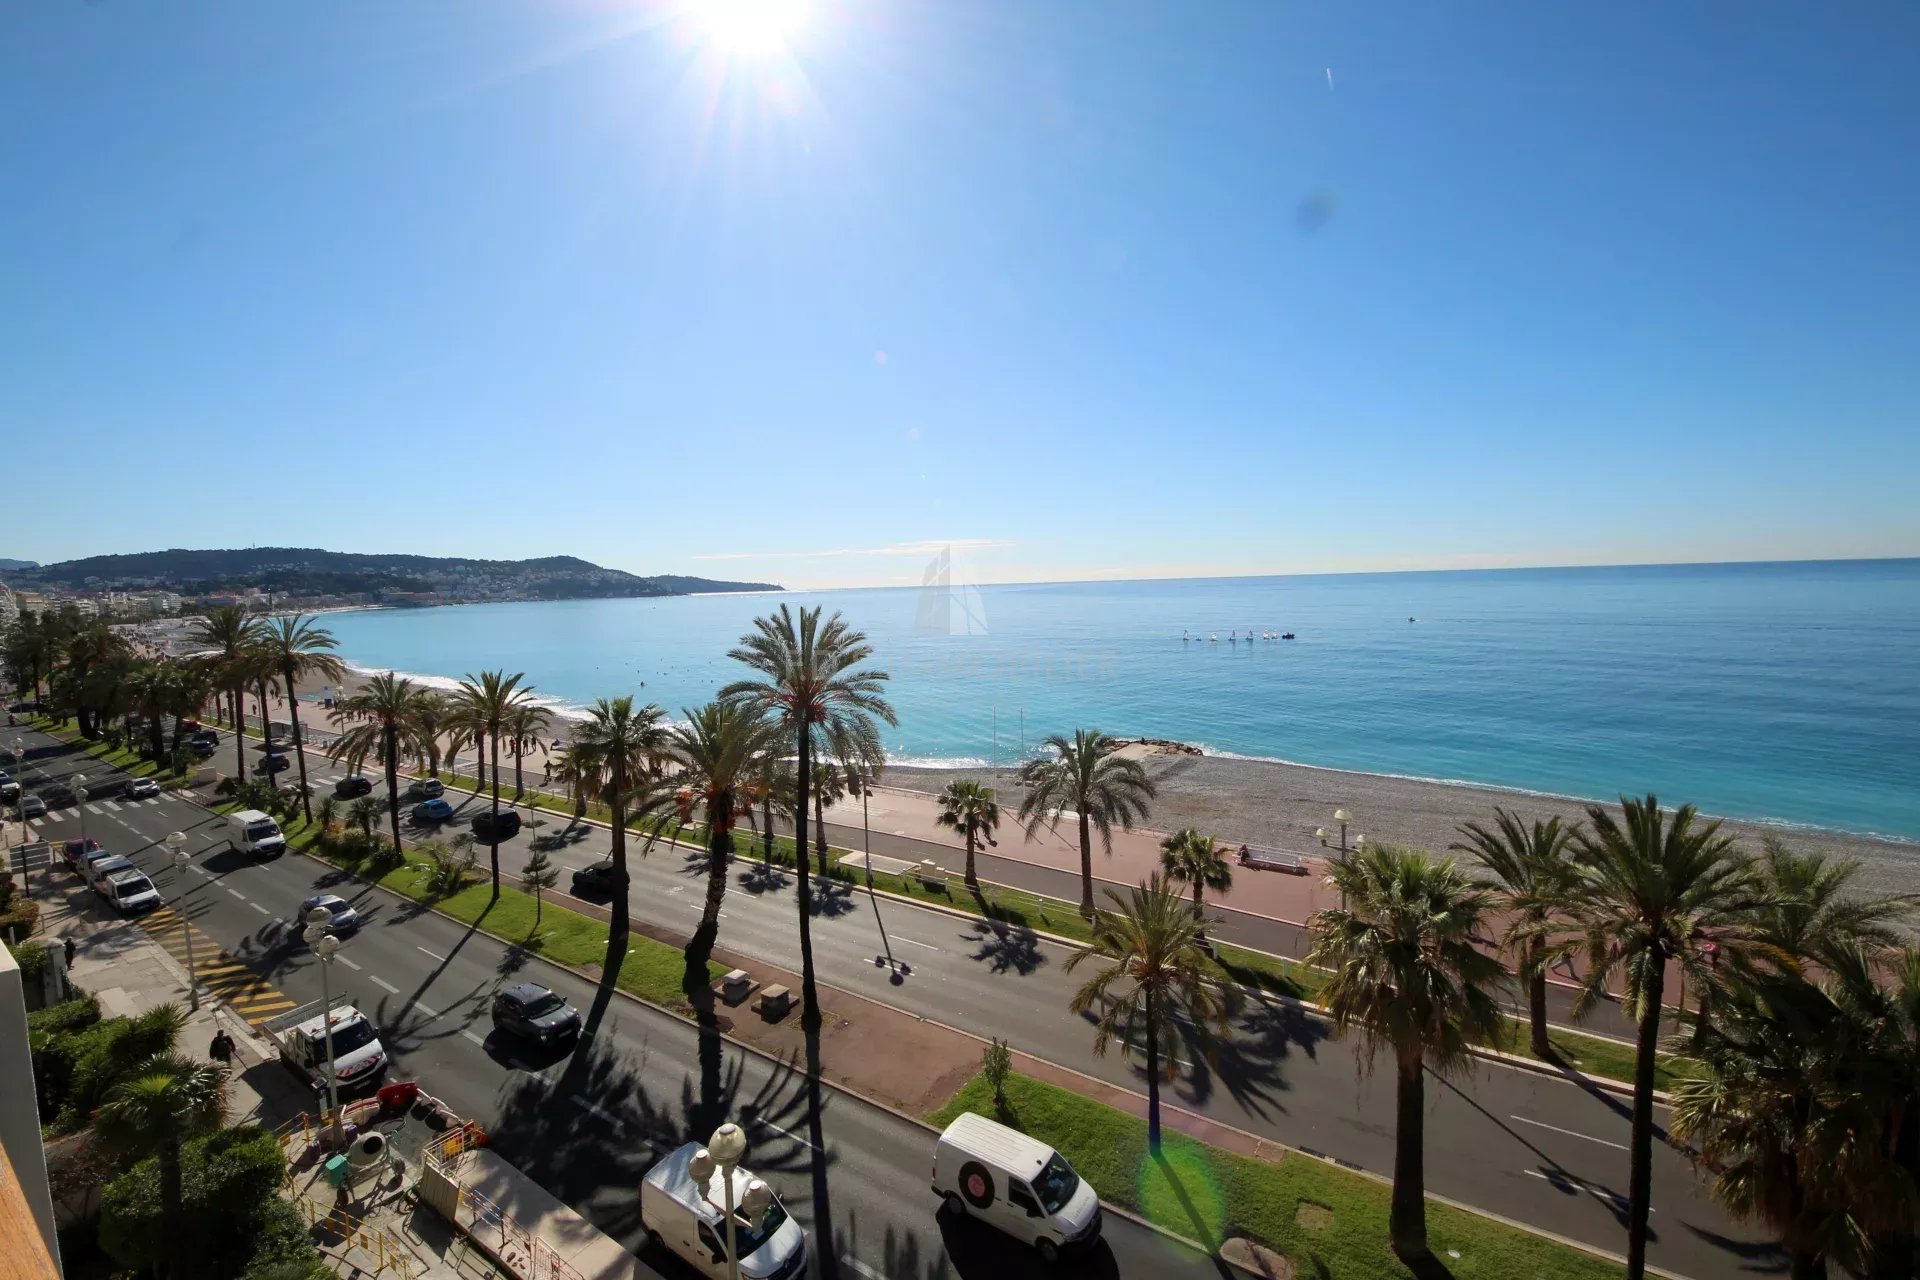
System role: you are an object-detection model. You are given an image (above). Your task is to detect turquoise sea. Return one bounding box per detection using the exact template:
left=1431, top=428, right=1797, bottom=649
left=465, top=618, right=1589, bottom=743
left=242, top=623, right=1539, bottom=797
left=314, top=560, right=1920, bottom=842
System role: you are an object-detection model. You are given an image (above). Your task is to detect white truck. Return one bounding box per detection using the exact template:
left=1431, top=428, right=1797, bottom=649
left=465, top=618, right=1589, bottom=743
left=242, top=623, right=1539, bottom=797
left=931, top=1112, right=1103, bottom=1261
left=262, top=995, right=388, bottom=1096
left=640, top=1141, right=807, bottom=1280
left=228, top=808, right=288, bottom=858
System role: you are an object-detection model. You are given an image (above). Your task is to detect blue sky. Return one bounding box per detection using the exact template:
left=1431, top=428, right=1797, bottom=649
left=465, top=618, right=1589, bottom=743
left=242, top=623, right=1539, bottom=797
left=4, top=1, right=1917, bottom=589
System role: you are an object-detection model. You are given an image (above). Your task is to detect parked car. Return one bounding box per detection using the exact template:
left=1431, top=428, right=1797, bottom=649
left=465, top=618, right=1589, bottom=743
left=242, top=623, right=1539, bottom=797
left=470, top=809, right=522, bottom=843
left=407, top=777, right=446, bottom=800
left=489, top=983, right=580, bottom=1045
left=123, top=777, right=161, bottom=800
left=411, top=797, right=455, bottom=825
left=77, top=849, right=123, bottom=887
left=190, top=738, right=219, bottom=758
left=0, top=747, right=17, bottom=764
left=264, top=998, right=387, bottom=1096
left=255, top=755, right=290, bottom=776
left=85, top=855, right=138, bottom=892
left=0, top=769, right=11, bottom=787
left=102, top=868, right=161, bottom=915
left=931, top=1112, right=1102, bottom=1262
left=62, top=838, right=106, bottom=870
left=570, top=859, right=620, bottom=897
left=19, top=794, right=47, bottom=819
left=0, top=781, right=18, bottom=804
left=334, top=775, right=374, bottom=798
left=641, top=1142, right=806, bottom=1280
left=300, top=893, right=360, bottom=935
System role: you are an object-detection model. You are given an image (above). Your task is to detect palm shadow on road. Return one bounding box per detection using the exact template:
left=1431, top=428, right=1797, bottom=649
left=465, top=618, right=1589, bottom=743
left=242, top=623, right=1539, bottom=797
left=964, top=919, right=1048, bottom=976
left=489, top=1015, right=825, bottom=1253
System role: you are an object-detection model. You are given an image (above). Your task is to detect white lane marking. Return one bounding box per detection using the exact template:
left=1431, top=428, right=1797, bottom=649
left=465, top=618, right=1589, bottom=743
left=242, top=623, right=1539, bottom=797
left=417, top=946, right=446, bottom=962
left=371, top=976, right=400, bottom=994
left=893, top=935, right=941, bottom=952
left=462, top=1030, right=486, bottom=1046
left=1511, top=1114, right=1630, bottom=1152
left=250, top=901, right=269, bottom=914
left=844, top=1259, right=885, bottom=1280
left=338, top=956, right=363, bottom=971
left=568, top=1093, right=626, bottom=1132
left=104, top=800, right=123, bottom=811
left=1523, top=1168, right=1650, bottom=1211
left=86, top=802, right=104, bottom=814
left=225, top=886, right=246, bottom=899
left=751, top=1117, right=821, bottom=1151
left=193, top=866, right=211, bottom=876
left=415, top=1002, right=441, bottom=1017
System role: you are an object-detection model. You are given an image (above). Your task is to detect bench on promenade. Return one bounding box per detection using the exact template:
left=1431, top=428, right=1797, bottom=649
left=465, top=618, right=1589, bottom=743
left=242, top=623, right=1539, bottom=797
left=1237, top=846, right=1309, bottom=875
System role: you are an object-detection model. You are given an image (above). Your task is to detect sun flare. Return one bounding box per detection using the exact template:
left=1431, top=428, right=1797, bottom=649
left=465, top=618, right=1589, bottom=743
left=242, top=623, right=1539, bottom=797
left=691, top=0, right=808, bottom=56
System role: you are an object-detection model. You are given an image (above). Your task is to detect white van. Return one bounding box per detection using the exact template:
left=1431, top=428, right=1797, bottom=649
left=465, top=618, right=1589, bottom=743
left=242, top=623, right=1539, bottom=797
left=931, top=1112, right=1102, bottom=1261
left=228, top=809, right=287, bottom=858
left=103, top=868, right=161, bottom=915
left=640, top=1142, right=807, bottom=1280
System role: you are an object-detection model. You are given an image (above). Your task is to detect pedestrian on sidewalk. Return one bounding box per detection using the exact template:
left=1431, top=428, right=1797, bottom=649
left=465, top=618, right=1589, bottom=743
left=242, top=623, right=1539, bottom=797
left=64, top=937, right=77, bottom=968
left=209, top=1028, right=237, bottom=1073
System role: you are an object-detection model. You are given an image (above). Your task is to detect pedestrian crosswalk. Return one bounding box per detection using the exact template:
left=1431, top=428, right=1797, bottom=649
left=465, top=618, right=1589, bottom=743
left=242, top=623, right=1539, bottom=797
left=141, top=905, right=299, bottom=1029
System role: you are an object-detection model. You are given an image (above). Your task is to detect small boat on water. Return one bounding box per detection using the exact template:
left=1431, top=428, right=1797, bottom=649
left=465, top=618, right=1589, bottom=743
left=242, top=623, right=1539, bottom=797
left=1281, top=632, right=1296, bottom=640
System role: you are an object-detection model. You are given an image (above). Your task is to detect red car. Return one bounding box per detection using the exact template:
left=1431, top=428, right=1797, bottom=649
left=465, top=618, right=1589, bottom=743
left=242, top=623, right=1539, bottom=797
left=62, top=838, right=106, bottom=871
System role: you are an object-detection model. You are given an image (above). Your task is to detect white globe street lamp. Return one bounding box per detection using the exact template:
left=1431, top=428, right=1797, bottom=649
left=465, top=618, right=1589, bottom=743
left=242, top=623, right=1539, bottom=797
left=303, top=905, right=347, bottom=1142
left=166, top=831, right=197, bottom=1010
left=688, top=1121, right=768, bottom=1280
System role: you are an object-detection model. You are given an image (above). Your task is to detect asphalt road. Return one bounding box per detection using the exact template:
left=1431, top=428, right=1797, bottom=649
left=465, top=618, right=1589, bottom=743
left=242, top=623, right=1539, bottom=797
left=12, top=727, right=1780, bottom=1279
left=10, top=728, right=1217, bottom=1280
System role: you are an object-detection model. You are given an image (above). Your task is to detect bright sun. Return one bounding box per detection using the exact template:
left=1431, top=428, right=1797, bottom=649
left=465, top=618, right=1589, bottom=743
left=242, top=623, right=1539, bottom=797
left=692, top=0, right=808, bottom=56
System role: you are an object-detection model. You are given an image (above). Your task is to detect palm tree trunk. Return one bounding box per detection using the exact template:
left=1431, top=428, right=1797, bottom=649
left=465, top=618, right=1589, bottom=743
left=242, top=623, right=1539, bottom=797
left=762, top=793, right=774, bottom=862
left=965, top=831, right=978, bottom=889
left=814, top=790, right=828, bottom=874
left=283, top=667, right=313, bottom=824
left=513, top=745, right=525, bottom=800
left=795, top=728, right=821, bottom=1032
left=1145, top=1003, right=1162, bottom=1155
left=383, top=723, right=403, bottom=855
left=1077, top=810, right=1095, bottom=917
left=159, top=1139, right=185, bottom=1280
left=602, top=781, right=630, bottom=982
left=257, top=679, right=274, bottom=754
left=690, top=813, right=730, bottom=980
left=231, top=687, right=246, bottom=780
left=1390, top=1048, right=1433, bottom=1271
left=1528, top=937, right=1552, bottom=1059
left=1625, top=968, right=1665, bottom=1280
left=488, top=731, right=502, bottom=900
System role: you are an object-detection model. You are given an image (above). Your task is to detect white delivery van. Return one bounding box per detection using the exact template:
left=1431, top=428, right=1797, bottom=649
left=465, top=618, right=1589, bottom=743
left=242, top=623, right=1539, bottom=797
left=931, top=1112, right=1102, bottom=1261
left=103, top=868, right=162, bottom=915
left=262, top=995, right=388, bottom=1095
left=640, top=1141, right=807, bottom=1280
left=228, top=809, right=287, bottom=858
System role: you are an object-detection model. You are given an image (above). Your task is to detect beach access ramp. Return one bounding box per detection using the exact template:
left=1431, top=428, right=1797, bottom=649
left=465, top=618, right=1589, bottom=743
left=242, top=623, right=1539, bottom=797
left=420, top=1144, right=662, bottom=1280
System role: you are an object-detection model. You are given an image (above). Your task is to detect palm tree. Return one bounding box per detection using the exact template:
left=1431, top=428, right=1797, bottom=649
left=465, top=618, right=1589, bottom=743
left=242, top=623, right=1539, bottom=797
left=192, top=606, right=265, bottom=781
left=1159, top=827, right=1233, bottom=936
left=1752, top=838, right=1915, bottom=969
left=329, top=673, right=428, bottom=855
left=446, top=670, right=536, bottom=899
left=1451, top=808, right=1579, bottom=1059
left=745, top=755, right=796, bottom=866
left=550, top=742, right=593, bottom=827
left=671, top=700, right=779, bottom=978
left=504, top=700, right=553, bottom=800
left=412, top=689, right=452, bottom=778
left=62, top=622, right=133, bottom=737
left=1017, top=729, right=1156, bottom=918
left=1307, top=845, right=1507, bottom=1277
left=1829, top=946, right=1920, bottom=1277
left=347, top=794, right=382, bottom=842
left=1671, top=963, right=1908, bottom=1280
left=1068, top=876, right=1235, bottom=1157
left=562, top=696, right=670, bottom=982
left=1555, top=795, right=1773, bottom=1280
left=122, top=663, right=174, bottom=759
left=722, top=604, right=896, bottom=1034
left=95, top=1052, right=227, bottom=1266
left=257, top=614, right=347, bottom=824
left=935, top=780, right=1001, bottom=890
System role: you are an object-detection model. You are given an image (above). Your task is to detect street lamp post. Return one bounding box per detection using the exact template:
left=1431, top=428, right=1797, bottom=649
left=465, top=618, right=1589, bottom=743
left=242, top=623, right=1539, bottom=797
left=302, top=906, right=347, bottom=1143
left=167, top=831, right=198, bottom=1010
left=851, top=770, right=903, bottom=977
left=73, top=779, right=89, bottom=843
left=688, top=1122, right=771, bottom=1280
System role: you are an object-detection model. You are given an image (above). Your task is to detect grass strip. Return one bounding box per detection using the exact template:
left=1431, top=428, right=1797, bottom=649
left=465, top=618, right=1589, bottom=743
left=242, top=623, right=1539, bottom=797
left=929, top=1070, right=1623, bottom=1280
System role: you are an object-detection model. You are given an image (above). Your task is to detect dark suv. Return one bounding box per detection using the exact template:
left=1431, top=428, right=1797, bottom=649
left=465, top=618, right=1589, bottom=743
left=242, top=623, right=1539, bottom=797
left=334, top=775, right=374, bottom=798
left=490, top=983, right=580, bottom=1045
left=470, top=809, right=522, bottom=843
left=570, top=860, right=620, bottom=897
left=40, top=783, right=76, bottom=808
